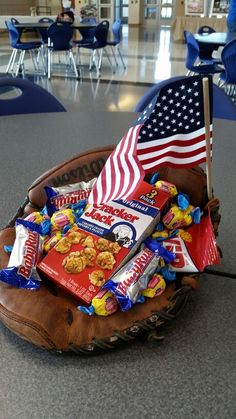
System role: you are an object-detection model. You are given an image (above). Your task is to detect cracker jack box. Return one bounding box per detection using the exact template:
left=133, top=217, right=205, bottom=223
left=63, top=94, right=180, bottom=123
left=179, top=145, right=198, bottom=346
left=38, top=181, right=171, bottom=304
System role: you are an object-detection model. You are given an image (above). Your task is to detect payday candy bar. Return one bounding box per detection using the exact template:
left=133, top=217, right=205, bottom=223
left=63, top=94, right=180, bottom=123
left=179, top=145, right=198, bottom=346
left=0, top=224, right=42, bottom=289
left=162, top=212, right=220, bottom=272
left=104, top=246, right=160, bottom=311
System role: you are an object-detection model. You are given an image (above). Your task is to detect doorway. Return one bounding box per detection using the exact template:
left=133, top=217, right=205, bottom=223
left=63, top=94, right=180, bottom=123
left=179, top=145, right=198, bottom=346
left=142, top=0, right=174, bottom=27
left=114, top=0, right=129, bottom=24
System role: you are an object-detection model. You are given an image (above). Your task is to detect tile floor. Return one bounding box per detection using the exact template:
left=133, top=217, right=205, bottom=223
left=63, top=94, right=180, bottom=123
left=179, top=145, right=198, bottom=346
left=0, top=25, right=223, bottom=112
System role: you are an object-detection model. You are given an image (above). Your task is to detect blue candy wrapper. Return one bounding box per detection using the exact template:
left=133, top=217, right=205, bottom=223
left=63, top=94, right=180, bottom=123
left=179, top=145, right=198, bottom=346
left=4, top=245, right=13, bottom=253
left=160, top=266, right=176, bottom=282
left=176, top=193, right=189, bottom=210
left=144, top=237, right=176, bottom=264
left=149, top=172, right=159, bottom=185
left=16, top=218, right=51, bottom=236
left=0, top=267, right=41, bottom=289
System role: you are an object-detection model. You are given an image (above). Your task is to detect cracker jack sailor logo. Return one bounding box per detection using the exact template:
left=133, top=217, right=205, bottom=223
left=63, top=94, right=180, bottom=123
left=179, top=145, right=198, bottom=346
left=104, top=224, right=134, bottom=247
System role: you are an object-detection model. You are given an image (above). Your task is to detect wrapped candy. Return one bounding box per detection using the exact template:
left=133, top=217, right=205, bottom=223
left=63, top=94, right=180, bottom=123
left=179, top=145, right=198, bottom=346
left=154, top=180, right=178, bottom=197
left=162, top=213, right=220, bottom=272
left=144, top=237, right=176, bottom=264
left=162, top=203, right=200, bottom=230
left=78, top=289, right=119, bottom=316
left=25, top=211, right=50, bottom=224
left=159, top=266, right=176, bottom=282
left=43, top=231, right=62, bottom=253
left=44, top=178, right=96, bottom=214
left=0, top=224, right=42, bottom=289
left=142, top=273, right=166, bottom=298
left=152, top=222, right=169, bottom=240
left=51, top=208, right=75, bottom=230
left=16, top=216, right=51, bottom=236
left=103, top=246, right=162, bottom=312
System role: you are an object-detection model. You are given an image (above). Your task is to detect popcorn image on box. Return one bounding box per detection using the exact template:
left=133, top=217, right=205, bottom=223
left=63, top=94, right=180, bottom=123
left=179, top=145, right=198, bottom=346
left=38, top=181, right=170, bottom=304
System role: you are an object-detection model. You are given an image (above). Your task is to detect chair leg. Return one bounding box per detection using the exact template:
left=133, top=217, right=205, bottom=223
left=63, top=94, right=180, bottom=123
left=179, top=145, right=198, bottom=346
left=30, top=50, right=38, bottom=72
left=48, top=49, right=51, bottom=79
left=10, top=49, right=18, bottom=73
left=69, top=50, right=79, bottom=78
left=117, top=46, right=126, bottom=69
left=89, top=50, right=96, bottom=71
left=6, top=48, right=17, bottom=74
left=76, top=47, right=81, bottom=66
left=65, top=51, right=70, bottom=70
left=38, top=47, right=47, bottom=75
left=98, top=49, right=103, bottom=71
left=103, top=48, right=114, bottom=73
left=15, top=50, right=25, bottom=77
left=110, top=46, right=118, bottom=66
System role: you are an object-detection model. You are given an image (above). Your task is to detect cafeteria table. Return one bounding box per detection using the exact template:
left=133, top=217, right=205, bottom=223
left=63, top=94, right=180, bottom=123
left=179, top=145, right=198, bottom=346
left=0, top=111, right=235, bottom=419
left=195, top=31, right=236, bottom=47
left=14, top=22, right=96, bottom=30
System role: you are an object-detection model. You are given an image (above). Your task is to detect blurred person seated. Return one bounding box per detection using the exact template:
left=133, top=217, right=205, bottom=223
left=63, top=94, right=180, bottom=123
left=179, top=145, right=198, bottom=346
left=56, top=11, right=75, bottom=24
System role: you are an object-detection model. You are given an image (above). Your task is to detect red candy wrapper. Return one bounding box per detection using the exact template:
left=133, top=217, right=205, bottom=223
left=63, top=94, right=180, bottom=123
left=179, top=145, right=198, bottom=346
left=162, top=212, right=220, bottom=272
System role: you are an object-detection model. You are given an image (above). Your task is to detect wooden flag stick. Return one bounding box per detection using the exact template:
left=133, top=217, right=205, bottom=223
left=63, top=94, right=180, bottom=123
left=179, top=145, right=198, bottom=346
left=202, top=77, right=213, bottom=200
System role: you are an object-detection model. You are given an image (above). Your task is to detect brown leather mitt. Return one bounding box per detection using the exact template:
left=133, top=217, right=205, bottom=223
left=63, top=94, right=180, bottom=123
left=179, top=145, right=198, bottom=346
left=0, top=146, right=220, bottom=354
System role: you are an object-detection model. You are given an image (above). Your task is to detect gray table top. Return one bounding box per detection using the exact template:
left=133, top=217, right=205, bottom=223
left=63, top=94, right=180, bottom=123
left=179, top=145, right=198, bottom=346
left=195, top=31, right=236, bottom=46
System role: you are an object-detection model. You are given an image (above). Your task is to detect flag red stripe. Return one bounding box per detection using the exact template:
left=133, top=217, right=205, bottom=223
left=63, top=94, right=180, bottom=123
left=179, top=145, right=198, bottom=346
left=89, top=125, right=143, bottom=203
left=138, top=144, right=212, bottom=165
left=117, top=125, right=143, bottom=199
left=137, top=134, right=212, bottom=155
left=113, top=128, right=136, bottom=199
left=143, top=156, right=209, bottom=171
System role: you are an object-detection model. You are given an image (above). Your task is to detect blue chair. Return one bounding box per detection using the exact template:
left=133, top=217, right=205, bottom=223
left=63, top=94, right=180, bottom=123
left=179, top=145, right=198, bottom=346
left=134, top=75, right=236, bottom=121
left=197, top=26, right=215, bottom=36
left=184, top=30, right=223, bottom=76
left=11, top=17, right=36, bottom=36
left=76, top=20, right=113, bottom=75
left=10, top=18, right=23, bottom=39
left=38, top=17, right=54, bottom=44
left=5, top=20, right=46, bottom=77
left=75, top=17, right=97, bottom=45
left=196, top=26, right=221, bottom=63
left=218, top=39, right=236, bottom=97
left=47, top=22, right=78, bottom=79
left=0, top=77, right=66, bottom=116
left=106, top=19, right=126, bottom=69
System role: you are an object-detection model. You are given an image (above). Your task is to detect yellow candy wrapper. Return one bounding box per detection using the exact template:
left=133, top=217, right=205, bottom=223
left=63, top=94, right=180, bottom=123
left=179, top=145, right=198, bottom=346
left=51, top=209, right=75, bottom=230
left=154, top=180, right=178, bottom=197
left=142, top=274, right=166, bottom=298
left=78, top=289, right=119, bottom=316
left=162, top=204, right=194, bottom=230
left=43, top=231, right=62, bottom=253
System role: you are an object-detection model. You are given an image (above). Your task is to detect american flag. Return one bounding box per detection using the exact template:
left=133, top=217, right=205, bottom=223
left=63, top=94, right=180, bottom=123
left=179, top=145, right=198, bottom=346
left=89, top=75, right=213, bottom=204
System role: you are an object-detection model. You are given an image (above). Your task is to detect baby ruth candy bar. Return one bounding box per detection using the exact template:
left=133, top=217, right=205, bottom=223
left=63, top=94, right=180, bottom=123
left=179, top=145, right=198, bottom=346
left=0, top=224, right=42, bottom=289
left=104, top=246, right=161, bottom=312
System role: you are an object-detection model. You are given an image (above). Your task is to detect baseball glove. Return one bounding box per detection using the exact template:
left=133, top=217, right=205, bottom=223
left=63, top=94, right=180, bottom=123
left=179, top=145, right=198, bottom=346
left=0, top=145, right=221, bottom=354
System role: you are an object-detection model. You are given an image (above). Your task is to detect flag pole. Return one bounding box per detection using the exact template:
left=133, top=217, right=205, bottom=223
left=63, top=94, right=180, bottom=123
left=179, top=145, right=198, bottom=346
left=202, top=77, right=213, bottom=200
